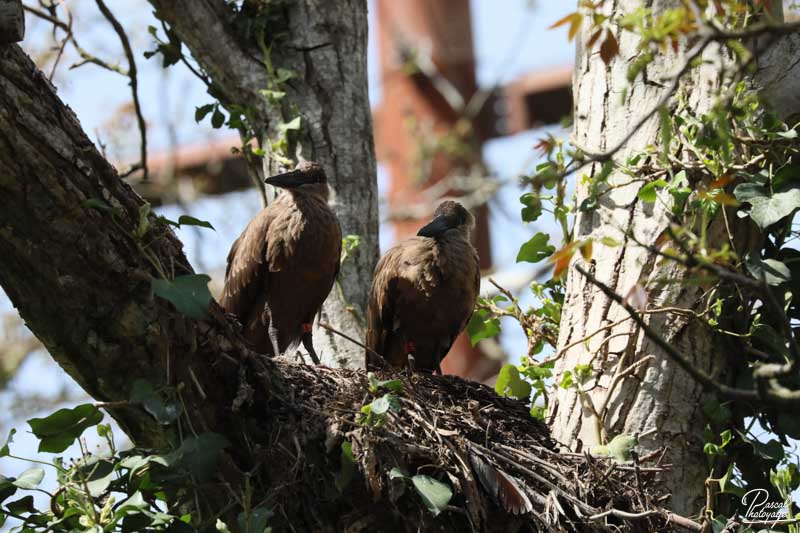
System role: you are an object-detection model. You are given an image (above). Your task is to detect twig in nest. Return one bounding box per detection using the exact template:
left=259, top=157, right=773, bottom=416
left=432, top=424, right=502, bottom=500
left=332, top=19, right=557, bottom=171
left=317, top=321, right=392, bottom=370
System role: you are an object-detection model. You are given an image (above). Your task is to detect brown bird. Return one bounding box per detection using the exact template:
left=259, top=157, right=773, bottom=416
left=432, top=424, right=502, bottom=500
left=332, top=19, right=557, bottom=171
left=220, top=161, right=341, bottom=364
left=366, top=200, right=480, bottom=373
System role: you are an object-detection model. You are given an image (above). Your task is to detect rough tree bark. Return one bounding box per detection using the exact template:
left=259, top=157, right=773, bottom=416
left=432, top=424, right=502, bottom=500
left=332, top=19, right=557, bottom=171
left=0, top=35, right=668, bottom=533
left=0, top=0, right=24, bottom=45
left=148, top=0, right=379, bottom=369
left=549, top=0, right=800, bottom=516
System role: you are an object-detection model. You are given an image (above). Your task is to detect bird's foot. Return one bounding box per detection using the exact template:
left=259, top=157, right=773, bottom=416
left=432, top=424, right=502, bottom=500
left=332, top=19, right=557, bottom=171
left=302, top=328, right=320, bottom=365
left=406, top=353, right=416, bottom=375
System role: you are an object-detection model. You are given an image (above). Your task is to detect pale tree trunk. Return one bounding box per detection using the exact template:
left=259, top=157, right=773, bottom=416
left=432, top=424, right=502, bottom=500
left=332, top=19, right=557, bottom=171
left=549, top=0, right=800, bottom=515
left=149, top=0, right=378, bottom=369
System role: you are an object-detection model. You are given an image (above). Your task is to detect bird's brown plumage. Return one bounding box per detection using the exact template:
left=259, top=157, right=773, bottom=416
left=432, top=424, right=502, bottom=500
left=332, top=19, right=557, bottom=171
left=366, top=201, right=480, bottom=373
left=220, top=161, right=341, bottom=361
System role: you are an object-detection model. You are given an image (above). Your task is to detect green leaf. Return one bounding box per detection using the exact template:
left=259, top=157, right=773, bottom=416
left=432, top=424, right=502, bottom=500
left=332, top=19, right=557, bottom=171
left=135, top=203, right=152, bottom=238
left=466, top=309, right=501, bottom=346
left=735, top=185, right=800, bottom=229
left=237, top=507, right=273, bottom=533
left=28, top=404, right=103, bottom=453
left=520, top=193, right=542, bottom=222
left=637, top=179, right=668, bottom=203
left=83, top=198, right=113, bottom=211
left=702, top=399, right=732, bottom=425
left=151, top=274, right=212, bottom=320
left=0, top=476, right=17, bottom=505
left=85, top=461, right=115, bottom=497
left=114, top=491, right=147, bottom=522
left=260, top=89, right=286, bottom=103
left=516, top=233, right=555, bottom=263
left=130, top=380, right=181, bottom=425
left=0, top=428, right=15, bottom=457
left=194, top=104, right=215, bottom=123
left=773, top=163, right=800, bottom=191
left=275, top=68, right=295, bottom=84
left=494, top=365, right=532, bottom=400
left=574, top=363, right=593, bottom=383
left=165, top=433, right=229, bottom=482
left=607, top=434, right=638, bottom=462
left=369, top=394, right=399, bottom=416
left=719, top=429, right=732, bottom=448
left=411, top=475, right=452, bottom=516
left=777, top=410, right=800, bottom=439
left=119, top=454, right=169, bottom=482
left=6, top=495, right=35, bottom=514
left=97, top=423, right=112, bottom=439
left=559, top=370, right=574, bottom=389
left=366, top=372, right=403, bottom=394
left=279, top=116, right=302, bottom=133
left=753, top=439, right=784, bottom=462
left=745, top=255, right=791, bottom=285
left=718, top=463, right=746, bottom=497
left=177, top=215, right=215, bottom=231
left=12, top=467, right=44, bottom=490
left=591, top=444, right=610, bottom=457
left=627, top=50, right=654, bottom=83
left=732, top=182, right=766, bottom=203
left=389, top=467, right=408, bottom=480
left=211, top=108, right=225, bottom=129
left=335, top=441, right=356, bottom=493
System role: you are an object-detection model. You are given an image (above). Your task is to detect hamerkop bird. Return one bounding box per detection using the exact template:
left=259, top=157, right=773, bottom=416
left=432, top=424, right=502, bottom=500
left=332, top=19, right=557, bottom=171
left=366, top=200, right=480, bottom=373
left=220, top=161, right=341, bottom=364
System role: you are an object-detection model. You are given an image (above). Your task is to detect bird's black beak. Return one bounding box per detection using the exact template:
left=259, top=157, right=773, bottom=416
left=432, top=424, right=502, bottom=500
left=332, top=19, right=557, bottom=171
left=265, top=169, right=310, bottom=189
left=417, top=214, right=450, bottom=238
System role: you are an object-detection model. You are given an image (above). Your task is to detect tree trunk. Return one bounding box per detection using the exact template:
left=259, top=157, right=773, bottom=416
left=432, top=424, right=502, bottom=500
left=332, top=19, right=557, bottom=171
left=148, top=0, right=379, bottom=369
left=549, top=0, right=800, bottom=516
left=0, top=0, right=24, bottom=45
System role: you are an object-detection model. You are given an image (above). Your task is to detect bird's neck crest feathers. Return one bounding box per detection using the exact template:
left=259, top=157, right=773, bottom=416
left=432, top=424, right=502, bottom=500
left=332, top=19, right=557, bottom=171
left=284, top=182, right=330, bottom=203
left=278, top=183, right=330, bottom=203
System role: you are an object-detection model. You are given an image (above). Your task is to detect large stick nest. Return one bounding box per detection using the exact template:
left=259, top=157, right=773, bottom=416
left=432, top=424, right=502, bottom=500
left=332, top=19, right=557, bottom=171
left=228, top=358, right=680, bottom=532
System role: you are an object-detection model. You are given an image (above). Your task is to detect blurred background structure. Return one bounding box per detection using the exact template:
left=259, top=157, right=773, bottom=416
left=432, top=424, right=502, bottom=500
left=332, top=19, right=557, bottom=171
left=0, top=0, right=574, bottom=494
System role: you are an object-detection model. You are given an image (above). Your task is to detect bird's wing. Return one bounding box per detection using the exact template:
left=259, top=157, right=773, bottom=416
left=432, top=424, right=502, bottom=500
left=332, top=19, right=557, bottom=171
left=219, top=210, right=273, bottom=320
left=366, top=244, right=405, bottom=359
left=317, top=219, right=343, bottom=321
left=454, top=247, right=481, bottom=338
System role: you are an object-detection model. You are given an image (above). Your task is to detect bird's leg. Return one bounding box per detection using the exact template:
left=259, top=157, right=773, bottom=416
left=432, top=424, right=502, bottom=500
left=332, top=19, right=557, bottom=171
left=267, top=323, right=281, bottom=358
left=404, top=340, right=416, bottom=374
left=301, top=322, right=320, bottom=365
left=433, top=354, right=443, bottom=376
left=263, top=304, right=281, bottom=357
